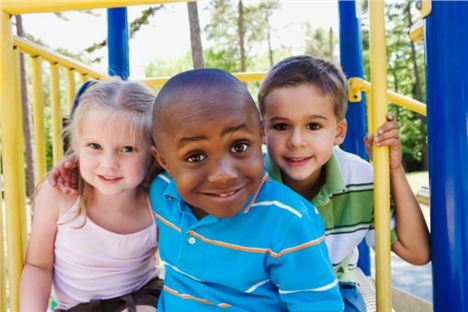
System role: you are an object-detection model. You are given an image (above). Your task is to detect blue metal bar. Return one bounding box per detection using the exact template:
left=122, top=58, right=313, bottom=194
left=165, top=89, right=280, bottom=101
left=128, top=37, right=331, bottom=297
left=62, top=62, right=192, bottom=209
left=425, top=2, right=468, bottom=311
left=107, top=7, right=130, bottom=79
left=338, top=0, right=371, bottom=276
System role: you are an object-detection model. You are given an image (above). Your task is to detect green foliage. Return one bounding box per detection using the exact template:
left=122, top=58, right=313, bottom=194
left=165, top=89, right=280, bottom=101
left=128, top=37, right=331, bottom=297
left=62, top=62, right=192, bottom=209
left=361, top=0, right=427, bottom=171
left=304, top=25, right=338, bottom=64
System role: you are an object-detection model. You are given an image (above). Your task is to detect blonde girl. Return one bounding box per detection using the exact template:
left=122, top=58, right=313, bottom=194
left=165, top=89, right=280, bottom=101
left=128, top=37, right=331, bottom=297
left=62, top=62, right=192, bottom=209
left=20, top=80, right=162, bottom=312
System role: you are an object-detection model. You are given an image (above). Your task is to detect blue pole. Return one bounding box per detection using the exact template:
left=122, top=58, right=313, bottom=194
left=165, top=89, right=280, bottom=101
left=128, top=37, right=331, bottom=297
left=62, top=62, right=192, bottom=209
left=338, top=0, right=371, bottom=276
left=107, top=8, right=130, bottom=79
left=425, top=2, right=468, bottom=311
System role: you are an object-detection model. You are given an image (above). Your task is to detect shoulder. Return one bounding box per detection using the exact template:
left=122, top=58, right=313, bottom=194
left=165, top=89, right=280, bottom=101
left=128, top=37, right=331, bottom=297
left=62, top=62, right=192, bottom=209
left=257, top=178, right=324, bottom=227
left=333, top=146, right=374, bottom=185
left=35, top=181, right=77, bottom=213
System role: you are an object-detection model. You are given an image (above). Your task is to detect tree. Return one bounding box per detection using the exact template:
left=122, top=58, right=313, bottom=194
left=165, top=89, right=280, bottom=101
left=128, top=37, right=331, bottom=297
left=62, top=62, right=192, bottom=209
left=361, top=0, right=427, bottom=171
left=15, top=15, right=35, bottom=198
left=204, top=0, right=279, bottom=71
left=304, top=25, right=338, bottom=63
left=187, top=1, right=204, bottom=69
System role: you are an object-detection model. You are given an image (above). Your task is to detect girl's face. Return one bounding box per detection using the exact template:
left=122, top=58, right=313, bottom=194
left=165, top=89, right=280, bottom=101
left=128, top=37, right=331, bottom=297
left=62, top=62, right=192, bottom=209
left=78, top=109, right=152, bottom=198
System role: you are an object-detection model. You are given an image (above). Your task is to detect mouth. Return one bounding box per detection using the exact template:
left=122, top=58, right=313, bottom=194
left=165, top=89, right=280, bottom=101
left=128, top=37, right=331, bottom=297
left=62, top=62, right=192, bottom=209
left=202, top=186, right=244, bottom=200
left=98, top=175, right=123, bottom=184
left=284, top=156, right=312, bottom=167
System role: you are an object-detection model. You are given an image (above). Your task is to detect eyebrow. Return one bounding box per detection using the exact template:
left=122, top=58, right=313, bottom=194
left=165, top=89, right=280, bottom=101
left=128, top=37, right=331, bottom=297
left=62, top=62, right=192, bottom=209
left=176, top=123, right=252, bottom=148
left=269, top=114, right=328, bottom=122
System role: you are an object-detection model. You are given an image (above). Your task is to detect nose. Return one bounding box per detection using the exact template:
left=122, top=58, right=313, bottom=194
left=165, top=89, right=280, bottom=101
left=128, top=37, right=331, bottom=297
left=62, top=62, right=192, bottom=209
left=101, top=152, right=119, bottom=170
left=207, top=156, right=237, bottom=185
left=287, top=128, right=306, bottom=148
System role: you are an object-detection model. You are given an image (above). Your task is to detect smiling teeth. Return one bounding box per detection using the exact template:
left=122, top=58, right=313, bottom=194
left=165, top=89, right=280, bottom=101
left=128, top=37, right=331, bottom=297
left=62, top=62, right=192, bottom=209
left=219, top=191, right=235, bottom=197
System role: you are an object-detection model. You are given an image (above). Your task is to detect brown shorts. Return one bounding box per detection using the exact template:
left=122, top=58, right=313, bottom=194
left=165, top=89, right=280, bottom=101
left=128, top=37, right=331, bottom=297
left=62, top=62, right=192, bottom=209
left=56, top=277, right=164, bottom=312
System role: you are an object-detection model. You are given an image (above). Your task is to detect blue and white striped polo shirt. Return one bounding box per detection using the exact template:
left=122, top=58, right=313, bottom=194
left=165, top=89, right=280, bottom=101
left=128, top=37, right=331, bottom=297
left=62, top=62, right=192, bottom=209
left=150, top=171, right=344, bottom=311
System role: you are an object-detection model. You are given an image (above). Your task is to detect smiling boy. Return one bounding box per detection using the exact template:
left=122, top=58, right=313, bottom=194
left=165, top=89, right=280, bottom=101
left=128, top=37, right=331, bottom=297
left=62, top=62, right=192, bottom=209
left=150, top=68, right=344, bottom=311
left=259, top=55, right=430, bottom=311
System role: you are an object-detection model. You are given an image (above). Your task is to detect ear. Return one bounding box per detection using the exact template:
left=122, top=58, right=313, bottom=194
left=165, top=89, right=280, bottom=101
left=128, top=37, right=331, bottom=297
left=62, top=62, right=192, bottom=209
left=151, top=146, right=170, bottom=175
left=260, top=120, right=266, bottom=145
left=334, top=118, right=347, bottom=145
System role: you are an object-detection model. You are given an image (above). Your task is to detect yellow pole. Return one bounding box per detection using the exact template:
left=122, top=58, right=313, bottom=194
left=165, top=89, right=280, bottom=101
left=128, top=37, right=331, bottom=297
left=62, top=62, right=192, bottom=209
left=0, top=156, right=6, bottom=312
left=0, top=11, right=25, bottom=311
left=369, top=1, right=392, bottom=311
left=50, top=63, right=64, bottom=164
left=366, top=91, right=374, bottom=146
left=13, top=48, right=28, bottom=251
left=80, top=73, right=88, bottom=85
left=66, top=68, right=76, bottom=112
left=31, top=56, right=47, bottom=182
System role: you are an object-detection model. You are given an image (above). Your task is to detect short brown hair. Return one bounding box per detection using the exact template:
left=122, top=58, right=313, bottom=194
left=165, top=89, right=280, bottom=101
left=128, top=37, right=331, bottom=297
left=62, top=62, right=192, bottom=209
left=258, top=55, right=348, bottom=120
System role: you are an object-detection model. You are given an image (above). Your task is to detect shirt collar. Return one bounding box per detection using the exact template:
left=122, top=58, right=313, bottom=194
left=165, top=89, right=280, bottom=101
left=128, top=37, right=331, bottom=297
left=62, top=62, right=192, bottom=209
left=264, top=151, right=345, bottom=206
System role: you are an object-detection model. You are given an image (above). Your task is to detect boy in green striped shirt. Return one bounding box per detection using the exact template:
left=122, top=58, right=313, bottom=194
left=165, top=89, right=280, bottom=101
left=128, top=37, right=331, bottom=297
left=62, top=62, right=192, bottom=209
left=258, top=55, right=430, bottom=311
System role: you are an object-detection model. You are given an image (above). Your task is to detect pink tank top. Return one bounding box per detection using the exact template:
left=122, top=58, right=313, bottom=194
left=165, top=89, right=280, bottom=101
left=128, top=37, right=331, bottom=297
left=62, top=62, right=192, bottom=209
left=53, top=198, right=159, bottom=309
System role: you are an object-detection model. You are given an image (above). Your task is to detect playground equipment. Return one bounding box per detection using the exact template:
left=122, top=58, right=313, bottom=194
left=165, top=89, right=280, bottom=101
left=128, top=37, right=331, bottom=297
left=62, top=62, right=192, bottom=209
left=0, top=0, right=467, bottom=311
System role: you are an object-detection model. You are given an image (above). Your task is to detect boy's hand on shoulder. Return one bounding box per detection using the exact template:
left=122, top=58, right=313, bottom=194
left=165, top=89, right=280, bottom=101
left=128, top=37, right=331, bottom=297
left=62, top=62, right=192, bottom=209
left=49, top=155, right=80, bottom=196
left=364, top=113, right=402, bottom=171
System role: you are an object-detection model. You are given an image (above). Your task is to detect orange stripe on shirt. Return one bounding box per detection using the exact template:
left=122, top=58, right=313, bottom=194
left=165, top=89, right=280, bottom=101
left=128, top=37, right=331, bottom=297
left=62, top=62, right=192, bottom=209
left=154, top=212, right=181, bottom=232
left=163, top=285, right=231, bottom=308
left=244, top=173, right=269, bottom=213
left=188, top=230, right=325, bottom=258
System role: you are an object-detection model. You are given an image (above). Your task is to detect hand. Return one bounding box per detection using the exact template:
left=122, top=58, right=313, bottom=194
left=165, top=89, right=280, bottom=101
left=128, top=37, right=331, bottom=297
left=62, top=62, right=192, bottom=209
left=364, top=113, right=402, bottom=171
left=49, top=155, right=80, bottom=195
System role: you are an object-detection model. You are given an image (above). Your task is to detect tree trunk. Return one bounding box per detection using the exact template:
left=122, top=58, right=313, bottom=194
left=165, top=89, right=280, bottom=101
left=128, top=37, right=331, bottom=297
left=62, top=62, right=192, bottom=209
left=329, top=27, right=334, bottom=61
left=267, top=16, right=274, bottom=67
left=405, top=3, right=428, bottom=170
left=187, top=1, right=204, bottom=69
left=15, top=15, right=35, bottom=199
left=238, top=0, right=246, bottom=72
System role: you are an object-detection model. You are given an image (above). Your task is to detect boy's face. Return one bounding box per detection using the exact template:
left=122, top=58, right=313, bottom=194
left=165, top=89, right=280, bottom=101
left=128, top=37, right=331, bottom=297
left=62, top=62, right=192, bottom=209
left=262, top=83, right=347, bottom=189
left=154, top=94, right=264, bottom=219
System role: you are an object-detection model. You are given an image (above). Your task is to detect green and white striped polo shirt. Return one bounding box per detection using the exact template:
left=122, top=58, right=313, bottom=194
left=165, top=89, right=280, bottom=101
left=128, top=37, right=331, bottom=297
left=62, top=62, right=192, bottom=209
left=266, top=146, right=397, bottom=284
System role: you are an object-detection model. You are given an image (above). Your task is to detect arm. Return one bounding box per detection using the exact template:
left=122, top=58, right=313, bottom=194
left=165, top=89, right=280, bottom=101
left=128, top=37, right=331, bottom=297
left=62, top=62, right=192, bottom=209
left=19, top=182, right=73, bottom=311
left=365, top=114, right=430, bottom=265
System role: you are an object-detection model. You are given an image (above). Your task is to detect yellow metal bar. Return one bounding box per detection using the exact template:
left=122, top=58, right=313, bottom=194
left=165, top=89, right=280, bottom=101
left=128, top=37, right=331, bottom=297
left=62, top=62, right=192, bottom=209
left=50, top=63, right=64, bottom=163
left=142, top=71, right=266, bottom=89
left=0, top=189, right=7, bottom=312
left=369, top=1, right=392, bottom=311
left=349, top=78, right=427, bottom=116
left=420, top=0, right=432, bottom=18
left=0, top=11, right=24, bottom=311
left=80, top=73, right=88, bottom=85
left=408, top=19, right=424, bottom=42
left=31, top=56, right=48, bottom=182
left=366, top=91, right=374, bottom=142
left=13, top=47, right=28, bottom=251
left=1, top=0, right=187, bottom=15
left=66, top=68, right=76, bottom=112
left=14, top=36, right=108, bottom=80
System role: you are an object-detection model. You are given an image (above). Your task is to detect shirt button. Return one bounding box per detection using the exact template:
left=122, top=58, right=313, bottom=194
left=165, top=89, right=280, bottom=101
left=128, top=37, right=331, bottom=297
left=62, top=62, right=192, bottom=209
left=188, top=237, right=196, bottom=245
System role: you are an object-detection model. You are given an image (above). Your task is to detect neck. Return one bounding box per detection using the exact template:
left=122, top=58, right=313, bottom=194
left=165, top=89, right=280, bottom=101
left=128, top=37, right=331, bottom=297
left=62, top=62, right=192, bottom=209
left=88, top=188, right=144, bottom=213
left=282, top=168, right=325, bottom=201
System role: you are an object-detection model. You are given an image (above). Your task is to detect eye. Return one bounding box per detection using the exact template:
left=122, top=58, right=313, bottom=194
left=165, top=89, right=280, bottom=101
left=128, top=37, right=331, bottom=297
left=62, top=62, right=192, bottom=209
left=231, top=142, right=249, bottom=153
left=186, top=153, right=206, bottom=163
left=121, top=146, right=136, bottom=153
left=273, top=123, right=289, bottom=131
left=307, top=123, right=321, bottom=130
left=87, top=143, right=101, bottom=150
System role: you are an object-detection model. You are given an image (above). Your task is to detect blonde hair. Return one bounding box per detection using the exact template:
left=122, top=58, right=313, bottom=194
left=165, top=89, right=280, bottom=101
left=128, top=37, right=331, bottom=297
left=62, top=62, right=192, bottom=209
left=63, top=79, right=157, bottom=223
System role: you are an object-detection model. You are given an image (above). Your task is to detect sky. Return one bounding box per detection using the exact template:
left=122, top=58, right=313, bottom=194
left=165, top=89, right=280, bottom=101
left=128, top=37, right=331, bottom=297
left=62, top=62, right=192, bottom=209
left=21, top=0, right=340, bottom=79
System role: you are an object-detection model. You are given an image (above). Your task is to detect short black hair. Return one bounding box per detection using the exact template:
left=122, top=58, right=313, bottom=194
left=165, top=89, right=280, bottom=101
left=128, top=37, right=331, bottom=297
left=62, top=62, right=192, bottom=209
left=152, top=68, right=259, bottom=145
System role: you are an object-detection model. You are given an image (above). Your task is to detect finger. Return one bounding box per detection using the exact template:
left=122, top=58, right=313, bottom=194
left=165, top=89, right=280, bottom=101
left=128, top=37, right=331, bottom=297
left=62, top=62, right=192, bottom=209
left=377, top=120, right=399, bottom=135
left=375, top=137, right=401, bottom=148
left=375, top=129, right=400, bottom=144
left=386, top=113, right=395, bottom=121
